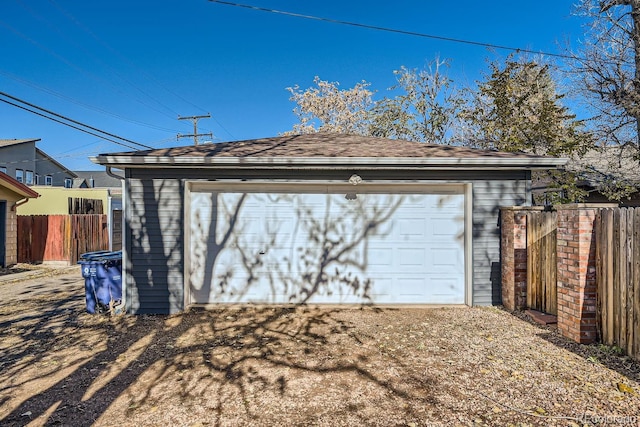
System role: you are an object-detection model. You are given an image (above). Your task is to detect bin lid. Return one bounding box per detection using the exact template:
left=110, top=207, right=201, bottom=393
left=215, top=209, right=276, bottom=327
left=79, top=250, right=113, bottom=260
left=80, top=250, right=122, bottom=262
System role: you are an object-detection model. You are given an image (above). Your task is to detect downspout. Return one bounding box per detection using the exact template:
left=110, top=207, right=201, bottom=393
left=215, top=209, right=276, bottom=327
left=106, top=166, right=124, bottom=181
left=11, top=198, right=31, bottom=212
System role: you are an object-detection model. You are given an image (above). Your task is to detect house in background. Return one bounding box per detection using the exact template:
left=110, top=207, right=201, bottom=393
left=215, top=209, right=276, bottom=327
left=72, top=170, right=123, bottom=189
left=0, top=139, right=77, bottom=187
left=532, top=145, right=640, bottom=206
left=0, top=172, right=39, bottom=267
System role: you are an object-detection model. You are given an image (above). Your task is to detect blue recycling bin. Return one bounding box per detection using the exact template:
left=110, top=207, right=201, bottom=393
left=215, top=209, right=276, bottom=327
left=79, top=251, right=122, bottom=314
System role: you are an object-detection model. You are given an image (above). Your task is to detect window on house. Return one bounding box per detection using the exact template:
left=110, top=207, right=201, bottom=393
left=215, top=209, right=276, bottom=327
left=0, top=166, right=6, bottom=174
left=45, top=175, right=53, bottom=186
left=16, top=169, right=23, bottom=183
left=25, top=170, right=34, bottom=185
left=64, top=178, right=73, bottom=188
left=35, top=174, right=40, bottom=185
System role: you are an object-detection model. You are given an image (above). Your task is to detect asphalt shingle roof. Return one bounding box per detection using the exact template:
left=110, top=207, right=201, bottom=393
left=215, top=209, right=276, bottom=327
left=0, top=138, right=39, bottom=148
left=101, top=134, right=554, bottom=160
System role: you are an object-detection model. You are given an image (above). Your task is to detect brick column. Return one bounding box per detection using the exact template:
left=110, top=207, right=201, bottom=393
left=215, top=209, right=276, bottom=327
left=501, top=207, right=539, bottom=311
left=555, top=205, right=605, bottom=344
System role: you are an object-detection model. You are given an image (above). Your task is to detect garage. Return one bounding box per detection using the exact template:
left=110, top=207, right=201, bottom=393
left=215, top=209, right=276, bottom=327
left=92, top=133, right=566, bottom=314
left=186, top=183, right=467, bottom=305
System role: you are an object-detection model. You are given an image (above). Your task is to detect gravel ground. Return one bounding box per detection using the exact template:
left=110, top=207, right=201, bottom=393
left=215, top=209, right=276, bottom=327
left=0, top=272, right=639, bottom=427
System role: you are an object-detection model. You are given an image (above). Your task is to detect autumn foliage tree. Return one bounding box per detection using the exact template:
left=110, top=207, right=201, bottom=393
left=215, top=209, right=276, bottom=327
left=284, top=56, right=593, bottom=202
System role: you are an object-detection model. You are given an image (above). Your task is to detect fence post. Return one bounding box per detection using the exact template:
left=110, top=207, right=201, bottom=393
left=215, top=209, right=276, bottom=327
left=501, top=207, right=541, bottom=311
left=556, top=204, right=613, bottom=344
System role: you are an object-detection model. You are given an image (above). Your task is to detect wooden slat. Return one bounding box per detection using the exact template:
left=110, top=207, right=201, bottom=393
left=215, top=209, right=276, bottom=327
left=16, top=214, right=109, bottom=264
left=547, top=212, right=557, bottom=315
left=612, top=208, right=621, bottom=347
left=626, top=208, right=634, bottom=356
left=630, top=208, right=640, bottom=360
left=606, top=209, right=615, bottom=346
left=527, top=213, right=534, bottom=310
left=525, top=211, right=558, bottom=315
left=596, top=210, right=603, bottom=342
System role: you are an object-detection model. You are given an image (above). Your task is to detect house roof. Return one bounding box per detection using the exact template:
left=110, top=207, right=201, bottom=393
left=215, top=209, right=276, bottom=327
left=0, top=138, right=40, bottom=148
left=567, top=145, right=640, bottom=186
left=0, top=172, right=39, bottom=199
left=93, top=134, right=568, bottom=170
left=73, top=170, right=123, bottom=188
left=35, top=148, right=78, bottom=178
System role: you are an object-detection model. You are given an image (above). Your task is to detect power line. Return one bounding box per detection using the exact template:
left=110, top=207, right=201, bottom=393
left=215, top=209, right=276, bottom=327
left=0, top=70, right=184, bottom=133
left=0, top=17, right=180, bottom=121
left=0, top=90, right=152, bottom=149
left=48, top=0, right=209, bottom=116
left=0, top=98, right=140, bottom=150
left=0, top=91, right=153, bottom=150
left=207, top=0, right=578, bottom=61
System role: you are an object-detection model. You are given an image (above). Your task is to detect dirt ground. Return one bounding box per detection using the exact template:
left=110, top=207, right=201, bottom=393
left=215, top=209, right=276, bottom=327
left=1, top=271, right=639, bottom=427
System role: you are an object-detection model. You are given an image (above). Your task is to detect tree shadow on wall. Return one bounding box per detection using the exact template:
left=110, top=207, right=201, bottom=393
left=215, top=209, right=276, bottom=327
left=191, top=192, right=405, bottom=305
left=125, top=178, right=185, bottom=313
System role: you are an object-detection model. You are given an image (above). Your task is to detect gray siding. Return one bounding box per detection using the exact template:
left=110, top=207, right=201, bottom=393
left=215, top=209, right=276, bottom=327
left=124, top=168, right=530, bottom=313
left=0, top=142, right=36, bottom=183
left=34, top=151, right=75, bottom=186
left=471, top=178, right=529, bottom=306
left=124, top=172, right=184, bottom=314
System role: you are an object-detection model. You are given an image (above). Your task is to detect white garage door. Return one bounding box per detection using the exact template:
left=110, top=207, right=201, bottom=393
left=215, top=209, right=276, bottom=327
left=187, top=185, right=465, bottom=305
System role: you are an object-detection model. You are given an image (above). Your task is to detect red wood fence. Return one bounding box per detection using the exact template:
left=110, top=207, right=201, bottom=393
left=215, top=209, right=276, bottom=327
left=17, top=214, right=109, bottom=265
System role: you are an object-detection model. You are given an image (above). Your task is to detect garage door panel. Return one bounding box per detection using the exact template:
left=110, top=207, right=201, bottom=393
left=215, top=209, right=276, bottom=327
left=189, top=189, right=465, bottom=305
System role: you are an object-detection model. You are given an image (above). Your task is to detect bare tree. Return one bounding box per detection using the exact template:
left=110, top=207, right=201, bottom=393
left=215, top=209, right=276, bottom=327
left=567, top=0, right=640, bottom=199
left=370, top=58, right=463, bottom=144
left=284, top=58, right=463, bottom=143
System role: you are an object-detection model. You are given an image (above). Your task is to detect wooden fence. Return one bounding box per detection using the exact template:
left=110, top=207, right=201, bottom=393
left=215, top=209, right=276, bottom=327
left=526, top=211, right=558, bottom=315
left=595, top=208, right=640, bottom=359
left=18, top=214, right=109, bottom=265
left=68, top=197, right=104, bottom=214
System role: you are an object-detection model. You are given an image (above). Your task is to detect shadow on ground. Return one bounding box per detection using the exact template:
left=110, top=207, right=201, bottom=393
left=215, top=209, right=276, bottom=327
left=509, top=309, right=640, bottom=384
left=0, top=290, right=441, bottom=426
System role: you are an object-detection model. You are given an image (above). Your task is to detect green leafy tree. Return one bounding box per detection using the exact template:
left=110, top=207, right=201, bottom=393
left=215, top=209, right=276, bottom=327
left=459, top=57, right=594, bottom=203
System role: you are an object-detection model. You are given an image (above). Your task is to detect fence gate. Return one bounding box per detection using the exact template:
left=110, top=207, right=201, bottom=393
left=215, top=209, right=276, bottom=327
left=596, top=208, right=640, bottom=360
left=526, top=211, right=558, bottom=315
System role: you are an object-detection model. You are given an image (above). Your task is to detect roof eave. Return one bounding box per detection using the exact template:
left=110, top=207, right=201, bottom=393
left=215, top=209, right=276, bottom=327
left=0, top=174, right=40, bottom=198
left=91, top=155, right=568, bottom=170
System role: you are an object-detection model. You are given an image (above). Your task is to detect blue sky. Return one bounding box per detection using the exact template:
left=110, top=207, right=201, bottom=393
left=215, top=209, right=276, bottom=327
left=1, top=1, right=586, bottom=170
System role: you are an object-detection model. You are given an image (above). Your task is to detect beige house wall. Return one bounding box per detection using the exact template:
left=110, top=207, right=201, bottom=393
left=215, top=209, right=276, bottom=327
left=17, top=186, right=111, bottom=215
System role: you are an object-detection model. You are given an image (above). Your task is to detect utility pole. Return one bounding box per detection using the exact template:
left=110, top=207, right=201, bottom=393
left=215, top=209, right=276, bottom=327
left=177, top=114, right=213, bottom=145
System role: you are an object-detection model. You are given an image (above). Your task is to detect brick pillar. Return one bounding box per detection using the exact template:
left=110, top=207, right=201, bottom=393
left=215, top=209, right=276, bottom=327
left=556, top=205, right=601, bottom=344
left=501, top=207, right=536, bottom=311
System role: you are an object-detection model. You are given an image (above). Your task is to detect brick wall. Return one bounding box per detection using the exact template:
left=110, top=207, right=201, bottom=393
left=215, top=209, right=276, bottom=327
left=556, top=205, right=599, bottom=344
left=500, top=207, right=541, bottom=311
left=501, top=204, right=616, bottom=345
